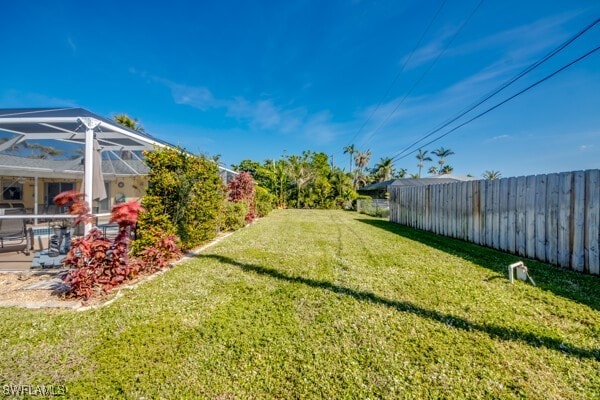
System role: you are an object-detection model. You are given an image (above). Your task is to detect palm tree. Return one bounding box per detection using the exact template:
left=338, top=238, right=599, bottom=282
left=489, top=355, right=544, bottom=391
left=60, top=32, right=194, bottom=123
left=395, top=168, right=407, bottom=179
left=354, top=169, right=369, bottom=189
left=114, top=114, right=145, bottom=133
left=23, top=142, right=64, bottom=159
left=483, top=170, right=502, bottom=180
left=342, top=144, right=356, bottom=173
left=415, top=149, right=432, bottom=178
left=114, top=114, right=145, bottom=160
left=428, top=166, right=438, bottom=175
left=354, top=149, right=371, bottom=172
left=329, top=169, right=354, bottom=207
left=432, top=147, right=454, bottom=169
left=440, top=165, right=454, bottom=175
left=373, top=157, right=394, bottom=182
left=286, top=154, right=315, bottom=208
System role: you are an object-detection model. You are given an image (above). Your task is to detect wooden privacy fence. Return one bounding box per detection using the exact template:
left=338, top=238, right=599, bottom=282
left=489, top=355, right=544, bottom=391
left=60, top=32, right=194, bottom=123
left=389, top=170, right=600, bottom=275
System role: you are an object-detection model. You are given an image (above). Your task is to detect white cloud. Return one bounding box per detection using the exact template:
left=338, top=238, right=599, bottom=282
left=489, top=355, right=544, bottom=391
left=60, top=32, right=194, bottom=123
left=400, top=29, right=453, bottom=70
left=67, top=37, right=76, bottom=52
left=490, top=134, right=510, bottom=141
left=405, top=11, right=579, bottom=70
left=136, top=72, right=343, bottom=145
left=170, top=84, right=216, bottom=111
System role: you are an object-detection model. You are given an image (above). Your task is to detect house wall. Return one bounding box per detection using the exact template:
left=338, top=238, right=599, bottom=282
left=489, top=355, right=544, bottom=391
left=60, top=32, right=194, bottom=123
left=0, top=175, right=149, bottom=213
left=109, top=176, right=148, bottom=203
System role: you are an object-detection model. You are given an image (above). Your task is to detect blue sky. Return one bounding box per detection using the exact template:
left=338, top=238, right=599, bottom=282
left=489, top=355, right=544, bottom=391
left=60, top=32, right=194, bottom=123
left=1, top=0, right=599, bottom=178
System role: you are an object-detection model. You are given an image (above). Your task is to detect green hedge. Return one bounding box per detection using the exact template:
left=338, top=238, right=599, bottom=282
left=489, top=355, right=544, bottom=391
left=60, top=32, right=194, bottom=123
left=220, top=201, right=250, bottom=231
left=254, top=186, right=276, bottom=217
left=134, top=147, right=225, bottom=251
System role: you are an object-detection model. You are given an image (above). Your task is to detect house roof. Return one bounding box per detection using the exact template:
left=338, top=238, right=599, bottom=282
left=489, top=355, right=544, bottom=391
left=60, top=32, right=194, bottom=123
left=361, top=175, right=476, bottom=191
left=0, top=107, right=235, bottom=182
left=0, top=108, right=170, bottom=151
left=360, top=179, right=396, bottom=191
left=389, top=175, right=477, bottom=187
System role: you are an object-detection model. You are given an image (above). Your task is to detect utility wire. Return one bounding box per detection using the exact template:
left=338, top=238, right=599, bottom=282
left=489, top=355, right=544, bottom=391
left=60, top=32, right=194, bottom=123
left=359, top=0, right=485, bottom=148
left=348, top=0, right=448, bottom=145
left=392, top=45, right=600, bottom=163
left=390, top=17, right=600, bottom=161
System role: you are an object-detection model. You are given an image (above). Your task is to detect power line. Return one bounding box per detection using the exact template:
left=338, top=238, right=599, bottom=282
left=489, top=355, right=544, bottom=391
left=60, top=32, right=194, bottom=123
left=392, top=44, right=600, bottom=163
left=348, top=0, right=448, bottom=145
left=390, top=17, right=600, bottom=161
left=359, top=0, right=485, bottom=148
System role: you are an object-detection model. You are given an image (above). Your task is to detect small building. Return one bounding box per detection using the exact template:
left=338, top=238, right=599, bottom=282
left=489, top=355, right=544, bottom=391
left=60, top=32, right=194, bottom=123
left=360, top=175, right=476, bottom=198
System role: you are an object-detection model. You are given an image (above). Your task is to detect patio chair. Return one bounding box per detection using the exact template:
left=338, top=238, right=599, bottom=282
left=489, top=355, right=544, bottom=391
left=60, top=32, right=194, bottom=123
left=0, top=210, right=33, bottom=255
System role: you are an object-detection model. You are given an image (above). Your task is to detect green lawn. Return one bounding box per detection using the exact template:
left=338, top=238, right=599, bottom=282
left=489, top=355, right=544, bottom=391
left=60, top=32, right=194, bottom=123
left=1, top=209, right=598, bottom=399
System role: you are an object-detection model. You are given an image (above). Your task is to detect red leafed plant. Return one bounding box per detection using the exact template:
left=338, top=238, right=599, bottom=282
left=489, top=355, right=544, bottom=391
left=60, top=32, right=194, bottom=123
left=135, top=234, right=181, bottom=273
left=227, top=171, right=256, bottom=223
left=53, top=190, right=95, bottom=226
left=59, top=190, right=181, bottom=300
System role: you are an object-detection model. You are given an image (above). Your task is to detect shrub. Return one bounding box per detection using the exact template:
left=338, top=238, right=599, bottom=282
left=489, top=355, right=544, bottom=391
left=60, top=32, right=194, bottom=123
left=254, top=186, right=276, bottom=217
left=59, top=191, right=181, bottom=300
left=135, top=234, right=181, bottom=273
left=130, top=195, right=178, bottom=256
left=227, top=172, right=256, bottom=223
left=135, top=147, right=224, bottom=250
left=59, top=192, right=144, bottom=300
left=221, top=201, right=250, bottom=231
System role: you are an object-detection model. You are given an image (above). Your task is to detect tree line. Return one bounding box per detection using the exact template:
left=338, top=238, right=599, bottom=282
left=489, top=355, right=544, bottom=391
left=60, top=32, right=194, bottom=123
left=232, top=144, right=504, bottom=209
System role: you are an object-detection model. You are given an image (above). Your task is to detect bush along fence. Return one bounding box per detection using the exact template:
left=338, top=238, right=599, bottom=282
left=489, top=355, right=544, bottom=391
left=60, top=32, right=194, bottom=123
left=389, top=169, right=599, bottom=276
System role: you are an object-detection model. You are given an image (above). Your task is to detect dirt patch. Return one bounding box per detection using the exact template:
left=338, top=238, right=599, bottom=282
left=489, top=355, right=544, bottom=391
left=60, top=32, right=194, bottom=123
left=0, top=272, right=70, bottom=302
left=0, top=271, right=89, bottom=308
left=0, top=231, right=235, bottom=309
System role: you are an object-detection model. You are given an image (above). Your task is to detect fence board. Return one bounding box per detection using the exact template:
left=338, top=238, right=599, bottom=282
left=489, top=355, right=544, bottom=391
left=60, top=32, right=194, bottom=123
left=484, top=180, right=493, bottom=247
left=585, top=170, right=599, bottom=274
left=466, top=182, right=473, bottom=242
left=516, top=176, right=527, bottom=256
left=535, top=174, right=547, bottom=261
left=460, top=182, right=468, bottom=239
left=507, top=177, right=517, bottom=253
left=473, top=181, right=481, bottom=244
left=492, top=179, right=500, bottom=248
left=498, top=178, right=509, bottom=251
left=571, top=171, right=585, bottom=271
left=525, top=175, right=537, bottom=259
left=558, top=172, right=572, bottom=268
left=546, top=174, right=559, bottom=265
left=451, top=183, right=457, bottom=238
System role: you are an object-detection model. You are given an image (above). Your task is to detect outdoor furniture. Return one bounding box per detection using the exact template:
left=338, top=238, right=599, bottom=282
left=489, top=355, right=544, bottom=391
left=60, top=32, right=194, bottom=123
left=98, top=222, right=119, bottom=239
left=0, top=211, right=33, bottom=255
left=31, top=250, right=65, bottom=269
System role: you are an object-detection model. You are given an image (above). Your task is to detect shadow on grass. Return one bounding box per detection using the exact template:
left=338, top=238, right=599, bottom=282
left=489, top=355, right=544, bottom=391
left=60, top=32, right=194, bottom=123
left=356, top=218, right=600, bottom=312
left=199, top=254, right=599, bottom=361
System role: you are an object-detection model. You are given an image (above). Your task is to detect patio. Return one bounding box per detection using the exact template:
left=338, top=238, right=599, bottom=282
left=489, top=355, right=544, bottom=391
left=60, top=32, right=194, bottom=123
left=0, top=107, right=218, bottom=272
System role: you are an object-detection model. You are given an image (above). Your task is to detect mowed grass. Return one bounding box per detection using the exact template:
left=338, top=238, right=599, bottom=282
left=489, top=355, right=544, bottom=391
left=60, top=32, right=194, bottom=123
left=0, top=209, right=598, bottom=399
